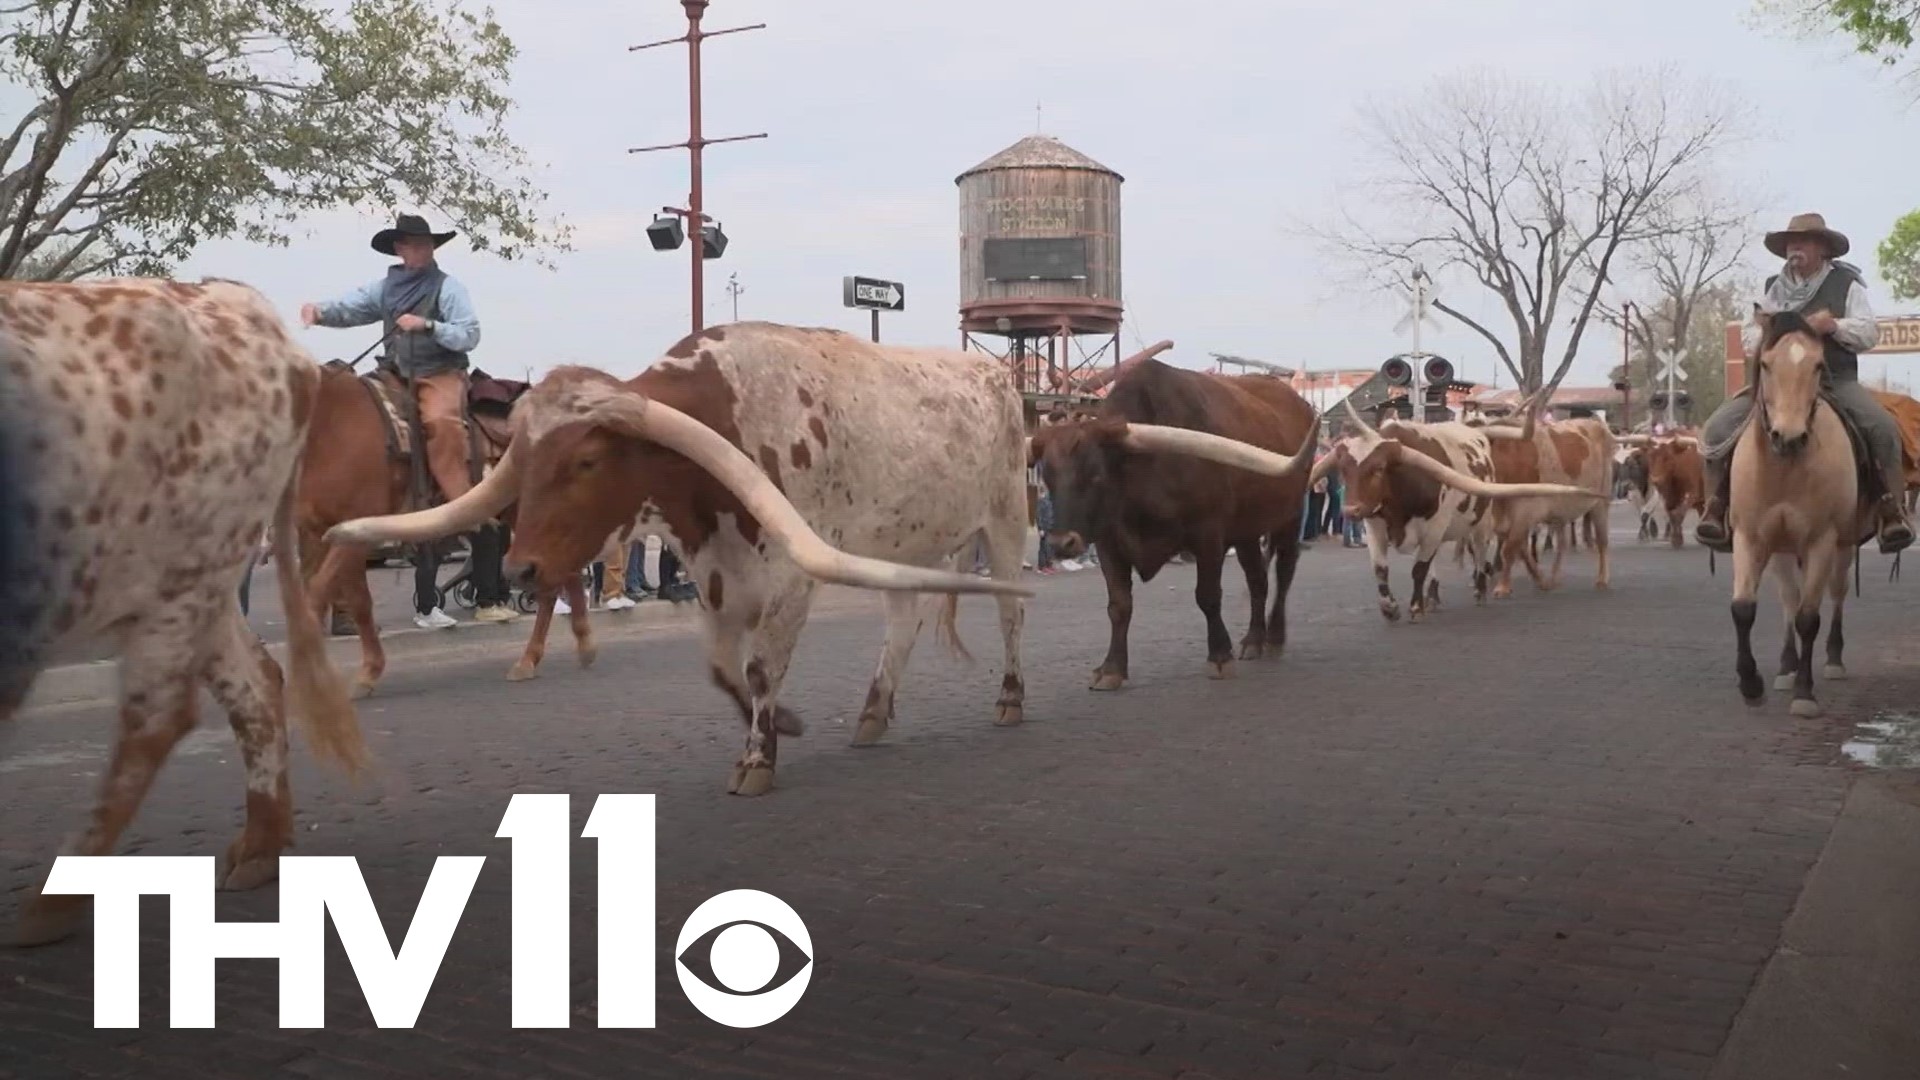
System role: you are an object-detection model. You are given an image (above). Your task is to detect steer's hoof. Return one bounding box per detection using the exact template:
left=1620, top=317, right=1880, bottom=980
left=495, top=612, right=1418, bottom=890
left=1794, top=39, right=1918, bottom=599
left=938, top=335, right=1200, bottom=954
left=12, top=893, right=84, bottom=948
left=1774, top=673, right=1795, bottom=691
left=1207, top=660, right=1233, bottom=680
left=350, top=678, right=377, bottom=700
left=994, top=704, right=1024, bottom=727
left=774, top=708, right=805, bottom=737
left=222, top=854, right=280, bottom=892
left=1237, top=640, right=1266, bottom=661
left=1380, top=604, right=1401, bottom=623
left=1790, top=698, right=1823, bottom=719
left=507, top=662, right=538, bottom=682
left=1089, top=671, right=1125, bottom=692
left=576, top=642, right=598, bottom=669
left=728, top=764, right=775, bottom=796
left=851, top=714, right=888, bottom=747
left=1824, top=664, right=1849, bottom=681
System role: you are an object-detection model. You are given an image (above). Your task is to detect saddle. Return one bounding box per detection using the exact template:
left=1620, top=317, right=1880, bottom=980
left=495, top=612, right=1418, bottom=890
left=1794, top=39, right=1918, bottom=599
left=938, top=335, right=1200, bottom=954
left=322, top=360, right=531, bottom=510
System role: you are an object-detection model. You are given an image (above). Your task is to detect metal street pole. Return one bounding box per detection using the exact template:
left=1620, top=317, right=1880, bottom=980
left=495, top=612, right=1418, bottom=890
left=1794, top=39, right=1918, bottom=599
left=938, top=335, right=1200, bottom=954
left=1621, top=301, right=1634, bottom=433
left=629, top=1, right=766, bottom=336
left=871, top=309, right=880, bottom=343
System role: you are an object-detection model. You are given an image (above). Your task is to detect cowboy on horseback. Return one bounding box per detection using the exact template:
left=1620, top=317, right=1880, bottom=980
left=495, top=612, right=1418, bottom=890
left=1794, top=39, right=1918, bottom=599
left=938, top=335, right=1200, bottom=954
left=301, top=213, right=517, bottom=628
left=1694, top=212, right=1915, bottom=556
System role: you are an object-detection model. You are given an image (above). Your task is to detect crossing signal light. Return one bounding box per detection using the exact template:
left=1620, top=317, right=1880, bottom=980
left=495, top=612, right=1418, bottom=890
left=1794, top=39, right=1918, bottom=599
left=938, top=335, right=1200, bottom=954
left=1381, top=356, right=1413, bottom=387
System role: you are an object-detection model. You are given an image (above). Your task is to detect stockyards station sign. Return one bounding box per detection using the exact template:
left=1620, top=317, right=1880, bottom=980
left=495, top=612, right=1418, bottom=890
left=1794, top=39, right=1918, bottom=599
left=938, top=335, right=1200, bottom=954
left=979, top=195, right=1087, bottom=232
left=1873, top=315, right=1920, bottom=354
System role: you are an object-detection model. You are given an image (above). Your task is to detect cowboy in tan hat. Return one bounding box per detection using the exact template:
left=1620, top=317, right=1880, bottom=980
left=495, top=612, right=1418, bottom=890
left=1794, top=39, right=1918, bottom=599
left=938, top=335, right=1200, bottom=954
left=1694, top=212, right=1914, bottom=554
left=301, top=213, right=519, bottom=628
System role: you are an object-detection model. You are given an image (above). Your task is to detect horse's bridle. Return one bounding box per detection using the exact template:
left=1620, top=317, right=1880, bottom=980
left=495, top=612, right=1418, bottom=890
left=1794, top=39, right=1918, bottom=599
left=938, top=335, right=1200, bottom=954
left=1753, top=334, right=1822, bottom=448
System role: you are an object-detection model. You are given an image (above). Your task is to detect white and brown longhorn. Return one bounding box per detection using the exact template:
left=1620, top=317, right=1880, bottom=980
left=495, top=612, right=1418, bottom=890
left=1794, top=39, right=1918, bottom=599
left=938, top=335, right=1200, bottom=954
left=330, top=321, right=1032, bottom=797
left=1315, top=400, right=1610, bottom=623
left=1, top=278, right=365, bottom=947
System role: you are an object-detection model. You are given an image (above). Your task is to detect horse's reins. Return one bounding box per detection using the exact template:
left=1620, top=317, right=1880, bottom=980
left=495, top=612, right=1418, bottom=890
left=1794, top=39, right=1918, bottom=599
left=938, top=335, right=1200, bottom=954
left=341, top=330, right=397, bottom=370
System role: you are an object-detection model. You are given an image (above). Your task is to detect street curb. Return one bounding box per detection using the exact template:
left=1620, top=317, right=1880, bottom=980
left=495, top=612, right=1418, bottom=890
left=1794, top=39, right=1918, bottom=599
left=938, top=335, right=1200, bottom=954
left=1708, top=773, right=1920, bottom=1079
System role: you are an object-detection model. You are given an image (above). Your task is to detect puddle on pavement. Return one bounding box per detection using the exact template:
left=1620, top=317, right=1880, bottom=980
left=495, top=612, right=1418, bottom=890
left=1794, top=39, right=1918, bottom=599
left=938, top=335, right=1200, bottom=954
left=1841, top=710, right=1920, bottom=770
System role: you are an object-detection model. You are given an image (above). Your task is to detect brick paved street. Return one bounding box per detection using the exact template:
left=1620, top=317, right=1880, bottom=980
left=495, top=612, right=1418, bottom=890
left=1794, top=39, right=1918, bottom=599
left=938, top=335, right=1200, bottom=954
left=3, top=506, right=1917, bottom=1079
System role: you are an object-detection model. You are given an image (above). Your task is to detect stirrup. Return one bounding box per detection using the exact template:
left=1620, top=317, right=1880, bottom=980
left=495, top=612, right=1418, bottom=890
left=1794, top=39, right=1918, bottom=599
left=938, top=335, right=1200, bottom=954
left=1877, top=517, right=1914, bottom=555
left=1695, top=514, right=1733, bottom=553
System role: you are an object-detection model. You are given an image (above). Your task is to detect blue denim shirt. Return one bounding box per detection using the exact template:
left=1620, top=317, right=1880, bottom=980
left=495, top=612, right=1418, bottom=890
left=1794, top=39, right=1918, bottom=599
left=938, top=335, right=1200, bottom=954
left=315, top=273, right=482, bottom=354
left=1036, top=492, right=1055, bottom=533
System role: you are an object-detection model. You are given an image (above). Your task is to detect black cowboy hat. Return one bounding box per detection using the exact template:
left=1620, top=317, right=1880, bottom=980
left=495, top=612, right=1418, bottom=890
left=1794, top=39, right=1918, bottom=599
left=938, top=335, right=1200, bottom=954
left=371, top=213, right=458, bottom=256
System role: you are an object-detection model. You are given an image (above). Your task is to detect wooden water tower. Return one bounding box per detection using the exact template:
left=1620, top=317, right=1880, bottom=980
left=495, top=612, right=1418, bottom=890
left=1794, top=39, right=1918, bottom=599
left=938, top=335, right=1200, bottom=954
left=957, top=134, right=1123, bottom=406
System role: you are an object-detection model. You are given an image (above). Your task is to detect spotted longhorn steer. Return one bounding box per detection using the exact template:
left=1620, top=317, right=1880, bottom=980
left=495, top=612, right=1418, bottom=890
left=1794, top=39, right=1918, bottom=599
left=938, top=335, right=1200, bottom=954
left=1027, top=359, right=1322, bottom=690
left=1313, top=402, right=1607, bottom=622
left=1618, top=432, right=1704, bottom=549
left=0, top=278, right=365, bottom=946
left=1469, top=414, right=1616, bottom=595
left=328, top=321, right=1031, bottom=796
left=1617, top=446, right=1667, bottom=541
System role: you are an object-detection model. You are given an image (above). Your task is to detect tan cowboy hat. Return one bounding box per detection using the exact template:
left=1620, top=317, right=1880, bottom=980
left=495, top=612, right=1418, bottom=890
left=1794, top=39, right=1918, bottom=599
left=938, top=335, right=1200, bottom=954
left=371, top=213, right=458, bottom=256
left=1764, top=212, right=1849, bottom=259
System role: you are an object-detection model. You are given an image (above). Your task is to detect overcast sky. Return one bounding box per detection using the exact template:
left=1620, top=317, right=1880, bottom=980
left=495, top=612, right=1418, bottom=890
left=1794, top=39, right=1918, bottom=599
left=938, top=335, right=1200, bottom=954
left=169, top=0, right=1920, bottom=391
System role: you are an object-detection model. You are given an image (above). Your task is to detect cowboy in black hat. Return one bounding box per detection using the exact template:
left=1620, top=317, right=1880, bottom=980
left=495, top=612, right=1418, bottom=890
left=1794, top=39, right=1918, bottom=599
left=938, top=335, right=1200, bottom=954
left=301, top=213, right=517, bottom=628
left=1694, top=212, right=1914, bottom=555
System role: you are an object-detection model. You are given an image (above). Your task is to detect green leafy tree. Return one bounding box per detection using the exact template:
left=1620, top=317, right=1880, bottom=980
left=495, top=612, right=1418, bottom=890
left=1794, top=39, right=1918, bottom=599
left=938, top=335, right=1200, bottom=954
left=1877, top=209, right=1920, bottom=300
left=1751, top=0, right=1920, bottom=58
left=0, top=0, right=570, bottom=281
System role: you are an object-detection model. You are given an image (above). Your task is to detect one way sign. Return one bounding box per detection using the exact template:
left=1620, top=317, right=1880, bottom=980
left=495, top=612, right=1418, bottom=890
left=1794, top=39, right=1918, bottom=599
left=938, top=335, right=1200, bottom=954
left=843, top=275, right=905, bottom=311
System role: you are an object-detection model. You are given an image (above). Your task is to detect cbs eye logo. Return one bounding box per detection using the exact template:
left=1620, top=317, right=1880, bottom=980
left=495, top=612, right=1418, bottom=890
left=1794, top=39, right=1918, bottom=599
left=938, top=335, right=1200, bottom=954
left=674, top=889, right=814, bottom=1027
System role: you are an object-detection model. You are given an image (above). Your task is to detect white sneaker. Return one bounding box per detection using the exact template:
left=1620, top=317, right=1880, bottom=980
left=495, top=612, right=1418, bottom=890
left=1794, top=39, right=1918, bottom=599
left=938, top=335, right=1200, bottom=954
left=1058, top=558, right=1084, bottom=571
left=414, top=607, right=457, bottom=630
left=554, top=597, right=572, bottom=615
left=474, top=604, right=519, bottom=624
left=605, top=595, right=637, bottom=611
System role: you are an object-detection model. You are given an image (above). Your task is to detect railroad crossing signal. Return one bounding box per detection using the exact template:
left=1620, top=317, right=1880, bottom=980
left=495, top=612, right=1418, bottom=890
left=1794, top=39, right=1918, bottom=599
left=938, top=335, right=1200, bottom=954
left=1653, top=349, right=1687, bottom=384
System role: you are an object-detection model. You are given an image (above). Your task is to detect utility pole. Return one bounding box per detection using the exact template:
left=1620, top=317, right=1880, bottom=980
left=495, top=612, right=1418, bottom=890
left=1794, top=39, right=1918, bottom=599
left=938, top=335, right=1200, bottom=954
left=1654, top=342, right=1685, bottom=429
left=726, top=271, right=743, bottom=323
left=629, top=1, right=766, bottom=335
left=1619, top=301, right=1634, bottom=433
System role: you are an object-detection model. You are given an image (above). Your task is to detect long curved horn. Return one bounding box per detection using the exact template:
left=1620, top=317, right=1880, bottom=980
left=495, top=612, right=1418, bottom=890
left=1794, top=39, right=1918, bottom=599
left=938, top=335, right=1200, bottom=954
left=326, top=444, right=522, bottom=546
left=1669, top=435, right=1702, bottom=449
left=1341, top=398, right=1382, bottom=441
left=1616, top=433, right=1654, bottom=446
left=1393, top=447, right=1609, bottom=502
left=634, top=397, right=1033, bottom=598
left=1309, top=449, right=1342, bottom=487
left=1119, top=423, right=1311, bottom=476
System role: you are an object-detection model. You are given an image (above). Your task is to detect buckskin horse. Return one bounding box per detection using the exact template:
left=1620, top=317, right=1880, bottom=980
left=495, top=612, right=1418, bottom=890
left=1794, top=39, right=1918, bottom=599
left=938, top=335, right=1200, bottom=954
left=1725, top=310, right=1877, bottom=718
left=296, top=362, right=593, bottom=696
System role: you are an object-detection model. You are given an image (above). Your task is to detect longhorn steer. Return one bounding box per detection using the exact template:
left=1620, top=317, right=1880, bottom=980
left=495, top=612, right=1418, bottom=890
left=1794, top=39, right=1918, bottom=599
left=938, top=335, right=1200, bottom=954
left=1026, top=358, right=1319, bottom=690
left=329, top=321, right=1031, bottom=796
left=1618, top=432, right=1705, bottom=548
left=1618, top=447, right=1665, bottom=541
left=1315, top=403, right=1608, bottom=622
left=0, top=278, right=365, bottom=946
left=1471, top=415, right=1616, bottom=595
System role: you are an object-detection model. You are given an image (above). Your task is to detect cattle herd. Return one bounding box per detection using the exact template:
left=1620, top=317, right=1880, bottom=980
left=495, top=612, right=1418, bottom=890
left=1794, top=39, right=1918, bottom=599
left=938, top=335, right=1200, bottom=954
left=0, top=277, right=1895, bottom=947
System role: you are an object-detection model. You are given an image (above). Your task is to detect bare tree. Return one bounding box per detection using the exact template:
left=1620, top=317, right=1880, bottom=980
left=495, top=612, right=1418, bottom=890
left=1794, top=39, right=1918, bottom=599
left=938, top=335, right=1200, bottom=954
left=1596, top=186, right=1758, bottom=365
left=1310, top=65, right=1749, bottom=395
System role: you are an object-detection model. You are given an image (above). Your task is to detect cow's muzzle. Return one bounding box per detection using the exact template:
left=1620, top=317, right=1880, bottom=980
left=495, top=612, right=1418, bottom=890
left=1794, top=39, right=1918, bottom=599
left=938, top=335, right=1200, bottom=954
left=1048, top=530, right=1086, bottom=559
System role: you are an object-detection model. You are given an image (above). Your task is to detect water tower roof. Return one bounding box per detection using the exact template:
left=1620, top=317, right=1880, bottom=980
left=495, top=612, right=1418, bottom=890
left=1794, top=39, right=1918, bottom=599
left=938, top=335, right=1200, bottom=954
left=956, top=134, right=1122, bottom=183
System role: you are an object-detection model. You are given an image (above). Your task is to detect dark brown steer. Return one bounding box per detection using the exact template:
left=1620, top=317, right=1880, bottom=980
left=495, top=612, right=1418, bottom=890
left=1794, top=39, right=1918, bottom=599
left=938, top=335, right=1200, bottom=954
left=1028, top=359, right=1317, bottom=689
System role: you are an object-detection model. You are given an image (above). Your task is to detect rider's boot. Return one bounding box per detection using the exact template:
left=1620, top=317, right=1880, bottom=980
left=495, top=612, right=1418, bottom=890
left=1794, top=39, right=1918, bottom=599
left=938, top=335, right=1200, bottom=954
left=1694, top=461, right=1734, bottom=553
left=1875, top=464, right=1914, bottom=554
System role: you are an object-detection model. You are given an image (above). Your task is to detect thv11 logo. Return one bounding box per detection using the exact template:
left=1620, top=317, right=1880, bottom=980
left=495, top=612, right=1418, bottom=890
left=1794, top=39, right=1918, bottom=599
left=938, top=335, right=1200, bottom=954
left=42, top=793, right=812, bottom=1030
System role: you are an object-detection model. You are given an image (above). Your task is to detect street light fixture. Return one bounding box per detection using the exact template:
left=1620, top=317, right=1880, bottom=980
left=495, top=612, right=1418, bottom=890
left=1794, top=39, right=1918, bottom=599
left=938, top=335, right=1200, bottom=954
left=646, top=214, right=685, bottom=251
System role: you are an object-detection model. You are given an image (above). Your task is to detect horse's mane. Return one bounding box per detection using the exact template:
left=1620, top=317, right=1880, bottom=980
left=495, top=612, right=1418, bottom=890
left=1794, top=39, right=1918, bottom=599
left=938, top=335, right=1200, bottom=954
left=1759, top=309, right=1817, bottom=352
